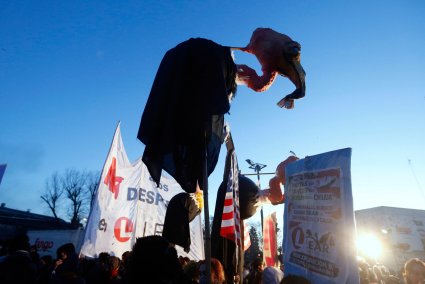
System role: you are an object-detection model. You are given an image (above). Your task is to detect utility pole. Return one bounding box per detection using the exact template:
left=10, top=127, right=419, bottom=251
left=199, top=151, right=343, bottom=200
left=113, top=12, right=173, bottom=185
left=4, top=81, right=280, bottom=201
left=245, top=159, right=267, bottom=231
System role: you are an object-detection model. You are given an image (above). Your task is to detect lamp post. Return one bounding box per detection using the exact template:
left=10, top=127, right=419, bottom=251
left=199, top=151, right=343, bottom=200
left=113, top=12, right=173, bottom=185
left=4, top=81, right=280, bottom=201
left=246, top=159, right=267, bottom=231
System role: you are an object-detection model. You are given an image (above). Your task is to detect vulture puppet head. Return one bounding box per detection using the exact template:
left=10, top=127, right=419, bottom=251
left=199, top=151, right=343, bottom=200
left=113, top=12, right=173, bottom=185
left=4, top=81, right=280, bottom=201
left=234, top=28, right=306, bottom=109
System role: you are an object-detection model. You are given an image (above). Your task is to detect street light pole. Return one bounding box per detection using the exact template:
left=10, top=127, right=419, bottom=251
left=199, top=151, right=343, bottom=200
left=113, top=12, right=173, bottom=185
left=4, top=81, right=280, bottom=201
left=246, top=159, right=267, bottom=231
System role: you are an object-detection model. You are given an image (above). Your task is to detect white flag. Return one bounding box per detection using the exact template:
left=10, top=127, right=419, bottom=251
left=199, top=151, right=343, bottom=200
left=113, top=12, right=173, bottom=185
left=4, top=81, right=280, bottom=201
left=80, top=123, right=204, bottom=260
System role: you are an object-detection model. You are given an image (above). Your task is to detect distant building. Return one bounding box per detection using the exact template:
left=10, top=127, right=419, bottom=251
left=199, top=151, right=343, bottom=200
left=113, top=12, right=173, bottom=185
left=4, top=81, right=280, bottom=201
left=0, top=203, right=73, bottom=241
left=355, top=206, right=425, bottom=272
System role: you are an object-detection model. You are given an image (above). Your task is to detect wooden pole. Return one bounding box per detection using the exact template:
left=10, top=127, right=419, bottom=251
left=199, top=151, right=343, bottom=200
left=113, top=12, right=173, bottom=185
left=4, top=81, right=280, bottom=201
left=238, top=220, right=245, bottom=284
left=203, top=127, right=212, bottom=284
left=256, top=168, right=264, bottom=233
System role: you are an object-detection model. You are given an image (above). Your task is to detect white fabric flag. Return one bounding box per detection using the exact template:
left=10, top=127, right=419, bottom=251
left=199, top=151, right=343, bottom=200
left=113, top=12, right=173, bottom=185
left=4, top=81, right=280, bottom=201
left=80, top=123, right=204, bottom=260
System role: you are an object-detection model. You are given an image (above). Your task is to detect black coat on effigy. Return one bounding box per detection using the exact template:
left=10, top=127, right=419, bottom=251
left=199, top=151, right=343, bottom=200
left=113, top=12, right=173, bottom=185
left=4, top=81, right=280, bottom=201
left=162, top=192, right=201, bottom=253
left=137, top=38, right=237, bottom=193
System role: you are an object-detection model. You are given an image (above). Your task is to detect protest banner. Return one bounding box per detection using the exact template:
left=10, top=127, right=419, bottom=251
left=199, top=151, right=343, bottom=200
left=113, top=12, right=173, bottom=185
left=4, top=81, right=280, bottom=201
left=80, top=123, right=204, bottom=260
left=283, top=148, right=359, bottom=283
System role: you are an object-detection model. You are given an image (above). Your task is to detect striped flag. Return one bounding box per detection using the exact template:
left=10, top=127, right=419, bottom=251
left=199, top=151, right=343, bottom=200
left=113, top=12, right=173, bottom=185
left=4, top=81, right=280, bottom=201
left=243, top=221, right=251, bottom=251
left=220, top=151, right=241, bottom=247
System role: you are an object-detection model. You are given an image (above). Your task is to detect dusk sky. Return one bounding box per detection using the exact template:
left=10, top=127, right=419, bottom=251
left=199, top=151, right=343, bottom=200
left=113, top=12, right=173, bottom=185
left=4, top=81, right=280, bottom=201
left=1, top=1, right=424, bottom=226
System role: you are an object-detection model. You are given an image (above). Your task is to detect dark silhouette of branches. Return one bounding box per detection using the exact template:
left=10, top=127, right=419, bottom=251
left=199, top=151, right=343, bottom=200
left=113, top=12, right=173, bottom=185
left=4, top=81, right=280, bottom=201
left=86, top=171, right=100, bottom=208
left=41, top=169, right=100, bottom=227
left=40, top=172, right=63, bottom=222
left=62, top=169, right=90, bottom=228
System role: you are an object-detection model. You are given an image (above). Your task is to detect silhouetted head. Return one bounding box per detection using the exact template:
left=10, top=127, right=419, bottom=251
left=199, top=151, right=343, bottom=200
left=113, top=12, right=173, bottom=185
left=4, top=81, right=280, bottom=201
left=127, top=236, right=182, bottom=284
left=403, top=258, right=425, bottom=284
left=281, top=274, right=311, bottom=284
left=8, top=234, right=30, bottom=252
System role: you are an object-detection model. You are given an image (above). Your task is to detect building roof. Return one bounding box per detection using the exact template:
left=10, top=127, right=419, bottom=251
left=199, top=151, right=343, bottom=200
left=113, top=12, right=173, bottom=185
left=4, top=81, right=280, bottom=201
left=0, top=203, right=74, bottom=231
left=355, top=206, right=425, bottom=216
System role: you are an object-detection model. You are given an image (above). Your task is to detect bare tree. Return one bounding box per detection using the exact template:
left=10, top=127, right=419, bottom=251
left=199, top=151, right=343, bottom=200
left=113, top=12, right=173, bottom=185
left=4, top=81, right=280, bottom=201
left=41, top=169, right=100, bottom=227
left=40, top=172, right=63, bottom=221
left=62, top=169, right=89, bottom=228
left=86, top=171, right=100, bottom=209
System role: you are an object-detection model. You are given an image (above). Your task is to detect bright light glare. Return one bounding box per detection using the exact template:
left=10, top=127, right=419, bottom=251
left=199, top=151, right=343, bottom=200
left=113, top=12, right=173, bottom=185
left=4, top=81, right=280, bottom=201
left=356, top=234, right=382, bottom=260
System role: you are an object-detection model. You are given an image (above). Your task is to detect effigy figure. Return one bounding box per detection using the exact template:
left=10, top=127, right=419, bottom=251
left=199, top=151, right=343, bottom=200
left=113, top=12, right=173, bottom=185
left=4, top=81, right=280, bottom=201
left=138, top=29, right=305, bottom=257
left=138, top=28, right=306, bottom=194
left=233, top=28, right=306, bottom=109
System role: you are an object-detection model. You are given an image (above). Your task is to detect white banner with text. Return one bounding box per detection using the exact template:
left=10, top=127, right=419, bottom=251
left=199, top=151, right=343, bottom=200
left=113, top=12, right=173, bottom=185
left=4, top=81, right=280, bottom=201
left=283, top=148, right=359, bottom=284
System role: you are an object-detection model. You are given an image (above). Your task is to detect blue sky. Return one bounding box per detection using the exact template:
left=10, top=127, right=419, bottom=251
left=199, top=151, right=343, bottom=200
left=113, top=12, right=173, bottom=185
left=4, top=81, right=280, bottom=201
left=1, top=1, right=424, bottom=225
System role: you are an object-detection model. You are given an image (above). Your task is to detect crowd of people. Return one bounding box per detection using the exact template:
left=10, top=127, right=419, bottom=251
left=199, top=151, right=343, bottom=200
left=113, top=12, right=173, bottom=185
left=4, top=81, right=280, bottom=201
left=0, top=234, right=424, bottom=284
left=357, top=257, right=425, bottom=284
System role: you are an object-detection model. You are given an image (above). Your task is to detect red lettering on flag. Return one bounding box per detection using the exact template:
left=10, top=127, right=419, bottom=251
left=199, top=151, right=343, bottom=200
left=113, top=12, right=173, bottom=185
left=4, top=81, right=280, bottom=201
left=114, top=217, right=133, bottom=242
left=104, top=157, right=124, bottom=199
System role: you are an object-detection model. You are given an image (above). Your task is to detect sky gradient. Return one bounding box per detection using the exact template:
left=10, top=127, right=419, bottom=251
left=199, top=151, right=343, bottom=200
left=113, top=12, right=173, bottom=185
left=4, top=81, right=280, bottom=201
left=1, top=1, right=424, bottom=225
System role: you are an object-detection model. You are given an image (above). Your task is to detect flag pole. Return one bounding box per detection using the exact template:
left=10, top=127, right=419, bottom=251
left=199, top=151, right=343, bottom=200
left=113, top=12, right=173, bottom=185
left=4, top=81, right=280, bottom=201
left=202, top=126, right=212, bottom=283
left=226, top=132, right=243, bottom=283
left=245, top=160, right=266, bottom=232
left=256, top=169, right=264, bottom=233
left=238, top=220, right=244, bottom=284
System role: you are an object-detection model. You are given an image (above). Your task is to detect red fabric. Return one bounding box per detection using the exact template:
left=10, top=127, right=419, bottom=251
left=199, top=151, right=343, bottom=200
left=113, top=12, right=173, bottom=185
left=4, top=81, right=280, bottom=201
left=223, top=199, right=233, bottom=206
left=222, top=211, right=234, bottom=220
left=263, top=213, right=277, bottom=267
